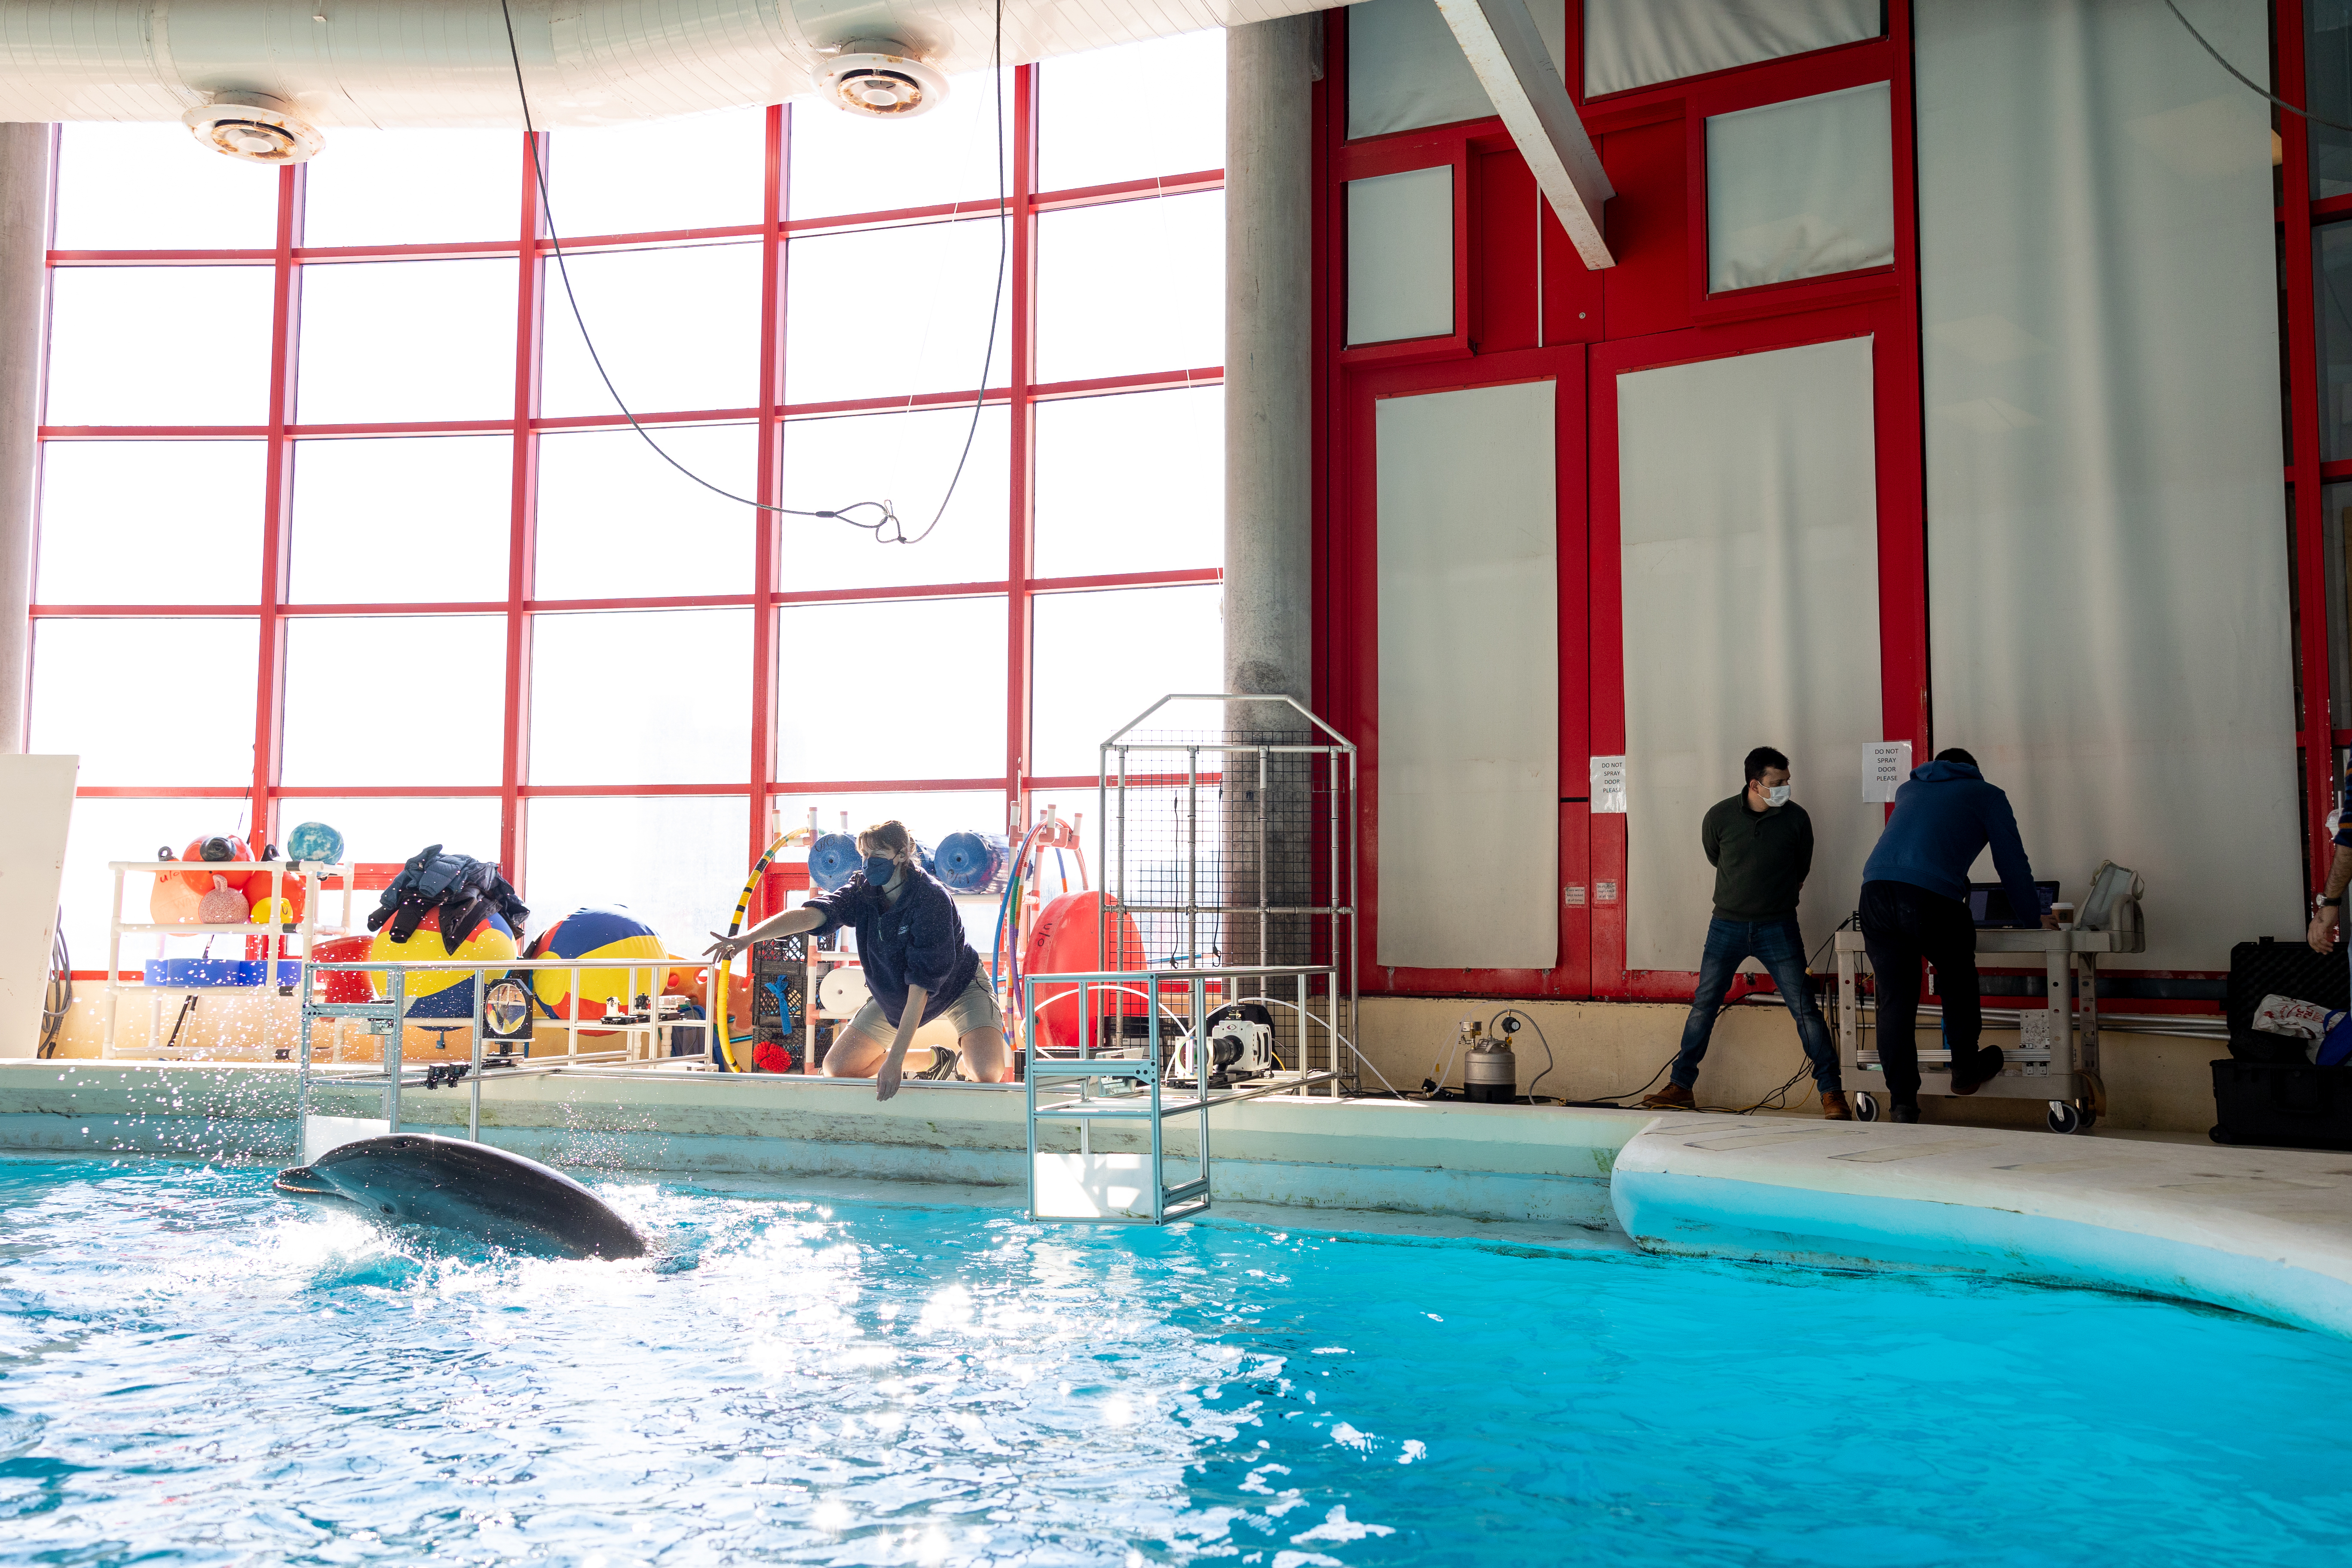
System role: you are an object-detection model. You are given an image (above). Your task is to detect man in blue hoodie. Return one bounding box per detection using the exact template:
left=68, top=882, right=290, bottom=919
left=1859, top=748, right=2057, bottom=1121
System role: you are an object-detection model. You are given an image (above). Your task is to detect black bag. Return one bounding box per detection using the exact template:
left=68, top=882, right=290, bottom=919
left=2226, top=937, right=2347, bottom=1063
left=2211, top=1060, right=2352, bottom=1151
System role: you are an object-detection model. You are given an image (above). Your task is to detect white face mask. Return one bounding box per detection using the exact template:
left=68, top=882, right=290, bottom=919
left=1763, top=784, right=1792, bottom=808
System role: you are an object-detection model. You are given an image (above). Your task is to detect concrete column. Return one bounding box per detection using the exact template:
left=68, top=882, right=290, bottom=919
left=1221, top=21, right=1317, bottom=998
left=1223, top=15, right=1315, bottom=703
left=0, top=124, right=49, bottom=755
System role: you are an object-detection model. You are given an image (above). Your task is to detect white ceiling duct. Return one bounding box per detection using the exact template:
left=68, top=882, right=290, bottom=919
left=0, top=0, right=1332, bottom=132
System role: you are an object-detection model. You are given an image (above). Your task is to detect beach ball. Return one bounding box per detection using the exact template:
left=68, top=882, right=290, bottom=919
left=283, top=820, right=345, bottom=866
left=370, top=908, right=518, bottom=1020
left=525, top=906, right=667, bottom=1022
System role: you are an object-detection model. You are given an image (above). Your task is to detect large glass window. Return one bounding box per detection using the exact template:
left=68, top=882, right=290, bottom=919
left=31, top=34, right=1225, bottom=971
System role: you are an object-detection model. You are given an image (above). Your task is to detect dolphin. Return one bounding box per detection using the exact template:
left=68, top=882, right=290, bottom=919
left=276, top=1133, right=647, bottom=1260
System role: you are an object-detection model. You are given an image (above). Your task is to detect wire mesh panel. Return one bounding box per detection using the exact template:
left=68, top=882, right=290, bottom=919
left=1096, top=695, right=1357, bottom=1093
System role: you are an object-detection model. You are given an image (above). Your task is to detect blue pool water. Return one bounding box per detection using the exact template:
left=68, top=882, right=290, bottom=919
left=3, top=1156, right=2352, bottom=1566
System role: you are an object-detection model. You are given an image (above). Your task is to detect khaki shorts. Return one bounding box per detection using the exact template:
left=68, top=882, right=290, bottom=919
left=838, top=970, right=1003, bottom=1050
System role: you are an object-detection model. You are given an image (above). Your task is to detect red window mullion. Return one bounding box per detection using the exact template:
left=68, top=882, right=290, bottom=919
left=249, top=162, right=304, bottom=848
left=500, top=132, right=548, bottom=884
left=1006, top=63, right=1039, bottom=834
left=750, top=103, right=787, bottom=865
left=2282, top=0, right=2335, bottom=889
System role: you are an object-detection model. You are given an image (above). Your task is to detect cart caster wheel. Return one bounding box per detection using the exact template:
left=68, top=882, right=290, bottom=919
left=2074, top=1099, right=2099, bottom=1133
left=2046, top=1100, right=2083, bottom=1135
left=1853, top=1092, right=1879, bottom=1122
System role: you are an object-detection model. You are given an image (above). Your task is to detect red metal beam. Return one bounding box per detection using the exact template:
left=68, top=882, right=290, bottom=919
left=499, top=132, right=548, bottom=882
left=2283, top=0, right=2335, bottom=892
left=750, top=103, right=787, bottom=864
left=248, top=160, right=304, bottom=849
left=1006, top=63, right=1039, bottom=832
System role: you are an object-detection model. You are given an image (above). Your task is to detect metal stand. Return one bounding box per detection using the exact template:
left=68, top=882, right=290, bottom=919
left=101, top=860, right=353, bottom=1059
left=1834, top=920, right=2145, bottom=1134
left=1022, top=965, right=1341, bottom=1222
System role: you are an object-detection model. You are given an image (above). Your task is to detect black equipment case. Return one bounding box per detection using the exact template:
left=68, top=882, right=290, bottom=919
left=2210, top=938, right=2352, bottom=1149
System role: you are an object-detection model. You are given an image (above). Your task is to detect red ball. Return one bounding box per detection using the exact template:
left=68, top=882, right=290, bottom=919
left=753, top=1041, right=793, bottom=1074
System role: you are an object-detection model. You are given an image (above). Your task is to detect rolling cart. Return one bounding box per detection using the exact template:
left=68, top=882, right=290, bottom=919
left=1834, top=864, right=2145, bottom=1134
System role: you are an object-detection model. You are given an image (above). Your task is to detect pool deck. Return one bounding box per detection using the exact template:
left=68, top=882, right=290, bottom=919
left=5, top=1059, right=2351, bottom=1335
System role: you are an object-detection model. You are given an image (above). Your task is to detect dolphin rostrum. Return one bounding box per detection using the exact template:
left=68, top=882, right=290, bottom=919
left=277, top=1133, right=648, bottom=1260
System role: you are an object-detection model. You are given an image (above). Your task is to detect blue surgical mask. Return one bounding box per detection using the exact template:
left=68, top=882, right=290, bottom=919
left=863, top=854, right=897, bottom=883
left=1764, top=785, right=1792, bottom=808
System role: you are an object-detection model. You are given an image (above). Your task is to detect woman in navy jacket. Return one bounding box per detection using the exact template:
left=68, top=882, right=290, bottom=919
left=707, top=821, right=1008, bottom=1099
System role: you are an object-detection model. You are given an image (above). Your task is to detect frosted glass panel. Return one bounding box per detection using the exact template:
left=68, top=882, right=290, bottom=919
left=1917, top=0, right=2299, bottom=970
left=53, top=124, right=279, bottom=250
left=530, top=609, right=750, bottom=784
left=773, top=598, right=1005, bottom=780
left=1036, top=194, right=1224, bottom=383
left=539, top=244, right=763, bottom=417
left=277, top=798, right=503, bottom=873
left=536, top=424, right=756, bottom=599
left=297, top=260, right=516, bottom=424
left=1034, top=388, right=1223, bottom=578
left=31, top=620, right=258, bottom=785
left=545, top=108, right=766, bottom=236
left=1348, top=167, right=1454, bottom=345
left=788, top=71, right=1012, bottom=219
left=1029, top=585, right=1223, bottom=777
left=1374, top=382, right=1555, bottom=970
left=1040, top=31, right=1226, bottom=190
left=289, top=437, right=510, bottom=604
left=526, top=795, right=747, bottom=950
left=784, top=221, right=1011, bottom=404
left=1706, top=83, right=1894, bottom=293
left=301, top=129, right=520, bottom=247
left=1618, top=339, right=1883, bottom=970
left=776, top=407, right=1010, bottom=591
left=38, top=442, right=263, bottom=605
left=1585, top=0, right=1881, bottom=97
left=281, top=617, right=506, bottom=786
left=45, top=269, right=275, bottom=426
left=1348, top=0, right=1492, bottom=138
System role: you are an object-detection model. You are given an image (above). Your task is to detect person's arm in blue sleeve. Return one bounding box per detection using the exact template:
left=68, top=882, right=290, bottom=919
left=1981, top=792, right=2043, bottom=928
left=707, top=885, right=852, bottom=962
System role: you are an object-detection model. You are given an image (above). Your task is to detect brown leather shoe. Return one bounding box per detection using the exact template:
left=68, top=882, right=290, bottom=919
left=1819, top=1090, right=1854, bottom=1121
left=1639, top=1082, right=1696, bottom=1110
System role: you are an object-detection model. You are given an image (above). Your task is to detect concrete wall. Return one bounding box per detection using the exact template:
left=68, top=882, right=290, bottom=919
left=1353, top=994, right=2225, bottom=1135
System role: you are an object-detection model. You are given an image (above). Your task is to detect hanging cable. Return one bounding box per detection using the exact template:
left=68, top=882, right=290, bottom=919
left=493, top=0, right=1009, bottom=544
left=2163, top=0, right=2352, bottom=134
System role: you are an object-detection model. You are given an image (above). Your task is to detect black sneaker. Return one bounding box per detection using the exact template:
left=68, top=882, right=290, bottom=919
left=1892, top=1101, right=1921, bottom=1124
left=1951, top=1045, right=2005, bottom=1096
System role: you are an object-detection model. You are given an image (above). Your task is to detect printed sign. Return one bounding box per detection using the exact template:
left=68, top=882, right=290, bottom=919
left=1563, top=884, right=1587, bottom=907
left=1590, top=755, right=1627, bottom=814
left=1863, top=741, right=1912, bottom=803
left=1596, top=881, right=1619, bottom=903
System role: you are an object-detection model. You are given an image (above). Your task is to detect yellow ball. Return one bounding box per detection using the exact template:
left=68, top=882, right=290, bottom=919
left=250, top=898, right=296, bottom=925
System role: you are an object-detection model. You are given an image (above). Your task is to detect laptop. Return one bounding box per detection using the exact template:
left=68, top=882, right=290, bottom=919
left=1967, top=880, right=2059, bottom=927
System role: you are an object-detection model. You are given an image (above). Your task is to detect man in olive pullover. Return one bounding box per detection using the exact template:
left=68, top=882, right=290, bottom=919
left=1642, top=746, right=1849, bottom=1119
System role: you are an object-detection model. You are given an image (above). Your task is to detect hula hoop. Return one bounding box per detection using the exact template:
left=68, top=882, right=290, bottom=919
left=713, top=832, right=792, bottom=1072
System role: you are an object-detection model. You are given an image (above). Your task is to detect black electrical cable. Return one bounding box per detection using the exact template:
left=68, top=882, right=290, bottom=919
left=493, top=0, right=1009, bottom=545
left=2163, top=0, right=2352, bottom=134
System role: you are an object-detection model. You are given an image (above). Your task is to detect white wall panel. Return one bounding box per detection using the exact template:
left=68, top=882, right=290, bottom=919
left=1347, top=165, right=1455, bottom=344
left=1620, top=338, right=1883, bottom=969
left=1584, top=0, right=1881, bottom=97
left=1706, top=82, right=1893, bottom=292
left=1376, top=380, right=1557, bottom=970
left=1348, top=0, right=1568, bottom=139
left=1917, top=0, right=2299, bottom=969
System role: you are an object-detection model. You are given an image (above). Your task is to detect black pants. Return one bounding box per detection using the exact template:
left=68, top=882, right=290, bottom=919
left=1859, top=879, right=1980, bottom=1105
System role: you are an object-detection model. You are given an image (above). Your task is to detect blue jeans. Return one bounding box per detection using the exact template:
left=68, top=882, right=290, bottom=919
left=1672, top=916, right=1841, bottom=1092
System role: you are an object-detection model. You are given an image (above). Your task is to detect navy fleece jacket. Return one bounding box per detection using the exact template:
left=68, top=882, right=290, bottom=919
left=805, top=867, right=980, bottom=1028
left=1860, top=759, right=2043, bottom=925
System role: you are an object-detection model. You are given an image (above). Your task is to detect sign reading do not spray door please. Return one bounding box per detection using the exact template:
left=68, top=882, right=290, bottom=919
left=1863, top=742, right=1912, bottom=803
left=1590, top=755, right=1626, bottom=814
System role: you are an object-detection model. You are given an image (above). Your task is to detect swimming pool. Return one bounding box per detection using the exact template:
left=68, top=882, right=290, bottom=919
left=3, top=1155, right=2349, bottom=1566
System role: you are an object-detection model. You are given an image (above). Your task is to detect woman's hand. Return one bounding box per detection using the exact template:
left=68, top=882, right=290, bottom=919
left=704, top=931, right=747, bottom=962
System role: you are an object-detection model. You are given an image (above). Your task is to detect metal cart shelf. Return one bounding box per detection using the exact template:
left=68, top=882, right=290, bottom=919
left=1834, top=922, right=2145, bottom=1134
